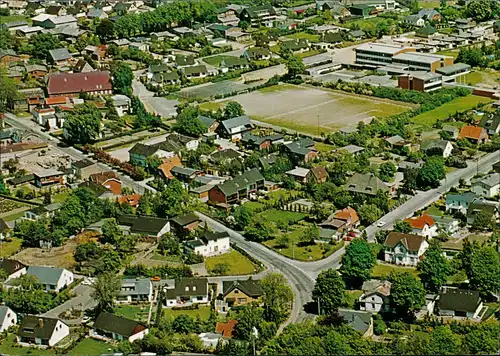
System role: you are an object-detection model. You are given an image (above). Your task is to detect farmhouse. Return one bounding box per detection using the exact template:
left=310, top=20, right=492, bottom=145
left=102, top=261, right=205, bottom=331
left=216, top=278, right=263, bottom=312
left=359, top=280, right=392, bottom=313
left=404, top=214, right=438, bottom=239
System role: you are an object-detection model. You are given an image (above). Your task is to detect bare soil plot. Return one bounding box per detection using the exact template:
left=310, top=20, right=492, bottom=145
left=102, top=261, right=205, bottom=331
left=230, top=84, right=415, bottom=135
left=12, top=239, right=77, bottom=269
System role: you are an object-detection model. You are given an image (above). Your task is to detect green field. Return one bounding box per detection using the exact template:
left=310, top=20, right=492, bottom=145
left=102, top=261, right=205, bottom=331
left=204, top=55, right=239, bottom=66
left=436, top=50, right=459, bottom=58
left=458, top=69, right=500, bottom=86
left=412, top=95, right=492, bottom=127
left=205, top=249, right=257, bottom=275
left=296, top=50, right=323, bottom=59
left=285, top=32, right=321, bottom=43
left=0, top=238, right=22, bottom=257
left=68, top=339, right=114, bottom=356
left=343, top=290, right=363, bottom=309
left=163, top=305, right=212, bottom=320
left=0, top=335, right=54, bottom=355
left=242, top=201, right=266, bottom=212
left=315, top=142, right=336, bottom=152
left=0, top=14, right=30, bottom=23
left=257, top=209, right=305, bottom=224
left=372, top=263, right=419, bottom=279
left=115, top=304, right=150, bottom=322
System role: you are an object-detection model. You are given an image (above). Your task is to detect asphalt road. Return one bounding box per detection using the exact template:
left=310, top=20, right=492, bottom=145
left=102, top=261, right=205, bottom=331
left=132, top=79, right=179, bottom=118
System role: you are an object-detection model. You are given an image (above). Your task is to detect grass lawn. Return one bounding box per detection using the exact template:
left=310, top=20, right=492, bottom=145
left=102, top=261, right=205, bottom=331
left=436, top=50, right=459, bottom=58
left=372, top=263, right=419, bottom=279
left=424, top=205, right=444, bottom=216
left=458, top=69, right=500, bottom=86
left=152, top=253, right=182, bottom=263
left=296, top=50, right=322, bottom=59
left=264, top=189, right=299, bottom=204
left=163, top=305, right=212, bottom=321
left=0, top=238, right=22, bottom=257
left=257, top=209, right=305, bottom=224
left=115, top=304, right=150, bottom=322
left=2, top=210, right=27, bottom=222
left=0, top=335, right=54, bottom=355
left=412, top=95, right=492, bottom=127
left=419, top=0, right=440, bottom=7
left=315, top=141, right=335, bottom=152
left=343, top=290, right=363, bottom=309
left=204, top=55, right=238, bottom=66
left=52, top=191, right=71, bottom=203
left=205, top=249, right=257, bottom=275
left=68, top=339, right=114, bottom=356
left=243, top=201, right=266, bottom=212
left=285, top=32, right=321, bottom=43
left=482, top=302, right=500, bottom=321
left=199, top=101, right=225, bottom=111
left=0, top=14, right=30, bottom=23
left=265, top=236, right=343, bottom=261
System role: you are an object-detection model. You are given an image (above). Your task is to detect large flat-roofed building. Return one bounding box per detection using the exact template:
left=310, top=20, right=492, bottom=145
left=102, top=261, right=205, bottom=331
left=398, top=71, right=443, bottom=92
left=355, top=43, right=416, bottom=67
left=436, top=62, right=471, bottom=81
left=392, top=52, right=454, bottom=72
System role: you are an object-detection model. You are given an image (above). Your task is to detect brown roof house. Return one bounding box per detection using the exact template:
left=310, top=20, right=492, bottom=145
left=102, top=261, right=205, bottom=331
left=91, top=312, right=148, bottom=343
left=0, top=259, right=27, bottom=281
left=46, top=71, right=112, bottom=97
left=208, top=168, right=264, bottom=207
left=216, top=278, right=263, bottom=312
left=383, top=232, right=429, bottom=267
left=310, top=166, right=328, bottom=183
left=320, top=206, right=359, bottom=239
left=170, top=212, right=201, bottom=234
left=0, top=218, right=11, bottom=240
left=89, top=171, right=122, bottom=195
left=158, top=155, right=183, bottom=179
left=458, top=125, right=489, bottom=144
left=215, top=320, right=238, bottom=338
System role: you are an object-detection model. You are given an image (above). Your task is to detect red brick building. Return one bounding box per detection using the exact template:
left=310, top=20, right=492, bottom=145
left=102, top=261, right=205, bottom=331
left=46, top=71, right=112, bottom=97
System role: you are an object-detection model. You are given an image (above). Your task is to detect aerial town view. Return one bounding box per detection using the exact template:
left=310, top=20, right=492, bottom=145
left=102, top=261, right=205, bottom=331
left=0, top=0, right=499, bottom=353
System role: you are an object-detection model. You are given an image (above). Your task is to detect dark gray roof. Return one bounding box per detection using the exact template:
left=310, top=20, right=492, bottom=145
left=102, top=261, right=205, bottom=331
left=221, top=115, right=253, bottom=131
left=171, top=166, right=200, bottom=177
left=27, top=266, right=67, bottom=285
left=118, top=278, right=152, bottom=297
left=421, top=139, right=451, bottom=152
left=184, top=65, right=207, bottom=75
left=198, top=115, right=217, bottom=129
left=129, top=143, right=159, bottom=157
left=0, top=306, right=13, bottom=323
left=439, top=288, right=481, bottom=312
left=338, top=309, right=372, bottom=333
left=0, top=259, right=26, bottom=275
left=94, top=312, right=147, bottom=337
left=72, top=159, right=95, bottom=169
left=213, top=168, right=264, bottom=196
left=346, top=173, right=389, bottom=195
left=223, top=278, right=262, bottom=297
left=479, top=113, right=500, bottom=133
left=210, top=148, right=241, bottom=162
left=49, top=48, right=71, bottom=61
left=436, top=63, right=471, bottom=76
left=202, top=231, right=229, bottom=242
left=18, top=316, right=64, bottom=340
left=166, top=278, right=208, bottom=299
left=175, top=55, right=196, bottom=66
left=130, top=216, right=169, bottom=235
left=170, top=212, right=199, bottom=227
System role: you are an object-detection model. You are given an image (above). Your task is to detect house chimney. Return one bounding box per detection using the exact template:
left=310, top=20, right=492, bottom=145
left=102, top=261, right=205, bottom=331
left=84, top=76, right=88, bottom=80
left=64, top=78, right=67, bottom=82
left=38, top=318, right=44, bottom=328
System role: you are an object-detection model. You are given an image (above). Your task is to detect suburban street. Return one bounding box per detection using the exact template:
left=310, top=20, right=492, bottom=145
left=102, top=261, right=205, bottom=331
left=131, top=78, right=179, bottom=118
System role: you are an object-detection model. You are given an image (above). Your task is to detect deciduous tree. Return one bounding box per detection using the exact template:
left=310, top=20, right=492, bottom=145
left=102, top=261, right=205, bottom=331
left=340, top=238, right=375, bottom=287
left=389, top=272, right=426, bottom=317
left=417, top=242, right=451, bottom=293
left=63, top=103, right=101, bottom=144
left=259, top=273, right=293, bottom=323
left=312, top=269, right=345, bottom=315
left=91, top=271, right=122, bottom=314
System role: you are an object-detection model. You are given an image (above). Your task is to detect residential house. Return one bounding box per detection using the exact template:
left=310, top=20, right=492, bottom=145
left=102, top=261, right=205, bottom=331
left=170, top=212, right=201, bottom=234
left=418, top=8, right=442, bottom=22
left=165, top=278, right=209, bottom=307
left=240, top=133, right=283, bottom=151
left=466, top=199, right=499, bottom=225
left=112, top=95, right=130, bottom=117
left=404, top=214, right=438, bottom=239
left=174, top=54, right=196, bottom=68
left=216, top=278, right=263, bottom=312
left=239, top=5, right=277, bottom=27
left=445, top=191, right=477, bottom=214
left=165, top=133, right=199, bottom=151
left=281, top=39, right=310, bottom=53
left=337, top=144, right=365, bottom=156
left=346, top=173, right=390, bottom=197
left=286, top=167, right=311, bottom=184
left=117, top=194, right=141, bottom=208
left=172, top=166, right=203, bottom=182
left=48, top=48, right=72, bottom=65
left=92, top=312, right=148, bottom=342
left=89, top=171, right=122, bottom=195
left=0, top=219, right=10, bottom=240
left=471, top=173, right=500, bottom=198
left=244, top=47, right=271, bottom=60
left=78, top=181, right=116, bottom=200
left=17, top=316, right=69, bottom=347
left=0, top=259, right=26, bottom=281
left=438, top=287, right=483, bottom=319
left=479, top=113, right=500, bottom=135
left=183, top=65, right=209, bottom=79
left=322, top=31, right=343, bottom=46
left=430, top=215, right=460, bottom=234
left=128, top=143, right=174, bottom=167
left=184, top=231, right=231, bottom=257
left=197, top=115, right=219, bottom=134
left=73, top=59, right=93, bottom=73
left=0, top=306, right=17, bottom=332
left=26, top=266, right=74, bottom=292
left=337, top=309, right=373, bottom=338
left=199, top=332, right=223, bottom=348
left=404, top=14, right=425, bottom=27
left=33, top=169, right=65, bottom=188
left=23, top=203, right=61, bottom=221
left=208, top=168, right=265, bottom=206
left=219, top=57, right=249, bottom=73
left=130, top=216, right=170, bottom=237
left=455, top=18, right=475, bottom=30
left=0, top=49, right=23, bottom=65
left=46, top=5, right=66, bottom=16
left=35, top=15, right=77, bottom=29
left=116, top=278, right=153, bottom=304
left=215, top=320, right=238, bottom=338
left=158, top=155, right=183, bottom=179
left=349, top=30, right=365, bottom=40
left=383, top=232, right=429, bottom=266
left=458, top=125, right=488, bottom=143
left=150, top=31, right=178, bottom=42
left=420, top=139, right=453, bottom=158
left=311, top=166, right=328, bottom=184
left=441, top=125, right=459, bottom=140
left=320, top=206, right=360, bottom=239
left=282, top=138, right=318, bottom=163
left=217, top=115, right=255, bottom=141
left=87, top=8, right=108, bottom=19
left=384, top=135, right=409, bottom=149
left=359, top=280, right=392, bottom=313
left=217, top=7, right=240, bottom=26
left=46, top=71, right=112, bottom=97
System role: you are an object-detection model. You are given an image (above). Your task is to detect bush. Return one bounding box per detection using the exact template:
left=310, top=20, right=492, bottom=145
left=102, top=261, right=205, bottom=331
left=184, top=253, right=204, bottom=265
left=374, top=318, right=387, bottom=335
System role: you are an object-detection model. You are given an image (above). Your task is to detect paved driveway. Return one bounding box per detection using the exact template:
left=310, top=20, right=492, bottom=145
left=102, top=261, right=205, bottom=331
left=132, top=80, right=179, bottom=118
left=42, top=283, right=96, bottom=325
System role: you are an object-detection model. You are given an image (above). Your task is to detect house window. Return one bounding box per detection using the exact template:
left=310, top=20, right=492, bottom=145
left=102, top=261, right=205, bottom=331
left=193, top=286, right=196, bottom=291
left=185, top=286, right=189, bottom=292
left=234, top=290, right=239, bottom=293
left=197, top=296, right=203, bottom=301
left=371, top=304, right=375, bottom=309
left=238, top=298, right=248, bottom=304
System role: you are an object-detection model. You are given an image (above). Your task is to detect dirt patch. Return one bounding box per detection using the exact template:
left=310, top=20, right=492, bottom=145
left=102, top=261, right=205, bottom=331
left=12, top=239, right=77, bottom=269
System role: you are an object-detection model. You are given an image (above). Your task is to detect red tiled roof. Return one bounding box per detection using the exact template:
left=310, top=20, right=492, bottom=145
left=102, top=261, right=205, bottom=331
left=117, top=194, right=141, bottom=207
left=404, top=214, right=435, bottom=229
left=458, top=125, right=487, bottom=140
left=45, top=96, right=67, bottom=105
left=27, top=98, right=41, bottom=105
left=216, top=320, right=238, bottom=338
left=47, top=71, right=112, bottom=95
left=335, top=206, right=359, bottom=224
left=90, top=171, right=119, bottom=185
